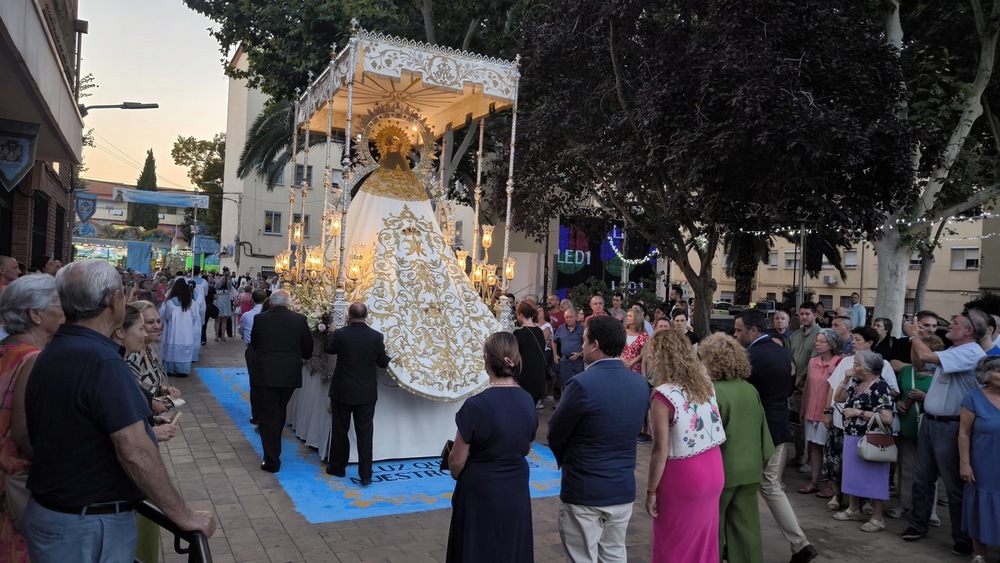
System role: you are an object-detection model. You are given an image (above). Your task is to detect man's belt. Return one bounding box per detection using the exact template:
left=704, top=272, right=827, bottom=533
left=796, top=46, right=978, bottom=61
left=924, top=413, right=960, bottom=423
left=33, top=495, right=142, bottom=515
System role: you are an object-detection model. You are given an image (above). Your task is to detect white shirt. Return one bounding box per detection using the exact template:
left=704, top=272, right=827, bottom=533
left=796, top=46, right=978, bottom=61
left=238, top=304, right=263, bottom=345
left=923, top=341, right=985, bottom=416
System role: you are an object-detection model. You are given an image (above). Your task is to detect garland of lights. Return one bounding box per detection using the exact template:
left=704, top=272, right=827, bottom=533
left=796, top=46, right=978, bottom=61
left=732, top=211, right=997, bottom=238
left=606, top=235, right=660, bottom=266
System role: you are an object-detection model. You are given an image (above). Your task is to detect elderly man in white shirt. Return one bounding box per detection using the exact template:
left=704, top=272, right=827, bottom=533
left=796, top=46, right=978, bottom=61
left=238, top=289, right=266, bottom=425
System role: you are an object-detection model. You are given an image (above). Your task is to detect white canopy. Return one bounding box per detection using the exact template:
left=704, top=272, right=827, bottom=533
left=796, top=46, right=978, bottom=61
left=296, top=29, right=519, bottom=137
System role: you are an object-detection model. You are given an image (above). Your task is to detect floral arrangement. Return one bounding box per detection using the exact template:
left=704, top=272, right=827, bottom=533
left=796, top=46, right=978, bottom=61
left=289, top=281, right=334, bottom=334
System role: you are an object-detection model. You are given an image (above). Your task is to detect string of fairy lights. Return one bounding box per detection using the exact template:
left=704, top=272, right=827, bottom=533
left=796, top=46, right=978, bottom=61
left=730, top=211, right=997, bottom=241
left=603, top=211, right=996, bottom=263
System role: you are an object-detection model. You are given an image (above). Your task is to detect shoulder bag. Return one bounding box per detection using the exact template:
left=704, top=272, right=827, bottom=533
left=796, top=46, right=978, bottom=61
left=857, top=410, right=897, bottom=463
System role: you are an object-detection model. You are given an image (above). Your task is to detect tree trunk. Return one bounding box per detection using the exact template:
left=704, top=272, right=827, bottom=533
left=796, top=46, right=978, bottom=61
left=913, top=248, right=934, bottom=313
left=872, top=228, right=909, bottom=336
left=733, top=274, right=753, bottom=306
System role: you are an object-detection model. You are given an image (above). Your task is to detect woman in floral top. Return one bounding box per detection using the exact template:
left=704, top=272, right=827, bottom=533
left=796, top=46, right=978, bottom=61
left=832, top=350, right=894, bottom=533
left=644, top=330, right=726, bottom=562
left=621, top=307, right=649, bottom=375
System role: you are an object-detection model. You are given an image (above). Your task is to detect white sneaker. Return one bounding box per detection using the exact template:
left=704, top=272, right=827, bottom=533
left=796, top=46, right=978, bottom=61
left=535, top=400, right=544, bottom=410
left=543, top=395, right=555, bottom=405
left=798, top=464, right=812, bottom=473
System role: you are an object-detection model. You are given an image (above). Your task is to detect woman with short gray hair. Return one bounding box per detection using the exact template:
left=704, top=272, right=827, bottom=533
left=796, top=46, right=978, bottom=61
left=0, top=274, right=64, bottom=554
left=799, top=327, right=845, bottom=495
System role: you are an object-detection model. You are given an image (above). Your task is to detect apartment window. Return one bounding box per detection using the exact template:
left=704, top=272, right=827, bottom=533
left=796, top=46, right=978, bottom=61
left=950, top=247, right=979, bottom=270
left=264, top=211, right=282, bottom=235
left=720, top=291, right=735, bottom=302
left=158, top=213, right=166, bottom=220
left=909, top=251, right=922, bottom=269
left=274, top=168, right=285, bottom=185
left=292, top=213, right=311, bottom=238
left=294, top=164, right=313, bottom=187
left=165, top=206, right=177, bottom=214
left=844, top=250, right=858, bottom=269
left=454, top=220, right=464, bottom=246
left=768, top=250, right=778, bottom=269
left=784, top=250, right=800, bottom=270
left=818, top=294, right=833, bottom=309
left=821, top=255, right=834, bottom=270
left=840, top=296, right=853, bottom=308
left=766, top=292, right=777, bottom=302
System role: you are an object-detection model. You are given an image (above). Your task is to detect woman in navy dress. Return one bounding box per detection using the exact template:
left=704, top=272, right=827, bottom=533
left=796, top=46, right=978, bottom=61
left=446, top=331, right=538, bottom=563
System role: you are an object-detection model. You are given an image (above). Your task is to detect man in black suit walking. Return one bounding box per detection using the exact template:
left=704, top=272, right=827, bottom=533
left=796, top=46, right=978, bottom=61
left=325, top=302, right=390, bottom=485
left=735, top=309, right=818, bottom=563
left=249, top=289, right=313, bottom=473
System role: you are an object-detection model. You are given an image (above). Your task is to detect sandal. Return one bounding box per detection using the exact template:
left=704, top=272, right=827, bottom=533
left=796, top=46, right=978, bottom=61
left=798, top=484, right=820, bottom=494
left=833, top=508, right=862, bottom=521
left=816, top=488, right=835, bottom=499
left=860, top=518, right=886, bottom=532
left=827, top=497, right=841, bottom=511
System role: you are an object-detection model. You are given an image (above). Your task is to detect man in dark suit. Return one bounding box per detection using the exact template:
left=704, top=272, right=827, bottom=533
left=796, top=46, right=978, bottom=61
left=325, top=302, right=390, bottom=485
left=249, top=289, right=313, bottom=473
left=735, top=310, right=818, bottom=563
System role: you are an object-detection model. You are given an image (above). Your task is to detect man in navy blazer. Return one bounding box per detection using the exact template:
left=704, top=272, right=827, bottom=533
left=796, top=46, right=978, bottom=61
left=547, top=315, right=650, bottom=563
left=736, top=309, right=818, bottom=563
left=324, top=302, right=390, bottom=485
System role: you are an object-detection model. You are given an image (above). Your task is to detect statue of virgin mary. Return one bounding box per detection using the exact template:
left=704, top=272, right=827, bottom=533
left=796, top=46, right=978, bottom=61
left=336, top=122, right=499, bottom=408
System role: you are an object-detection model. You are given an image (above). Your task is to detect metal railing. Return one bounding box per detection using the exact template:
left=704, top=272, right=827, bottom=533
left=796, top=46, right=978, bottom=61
left=135, top=501, right=212, bottom=563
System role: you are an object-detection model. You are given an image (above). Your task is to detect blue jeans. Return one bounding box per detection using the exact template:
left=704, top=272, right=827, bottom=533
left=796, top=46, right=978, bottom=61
left=23, top=497, right=138, bottom=562
left=907, top=419, right=969, bottom=544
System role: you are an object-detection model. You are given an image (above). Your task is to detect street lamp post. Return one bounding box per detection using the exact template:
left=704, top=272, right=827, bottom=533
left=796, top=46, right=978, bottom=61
left=78, top=101, right=159, bottom=118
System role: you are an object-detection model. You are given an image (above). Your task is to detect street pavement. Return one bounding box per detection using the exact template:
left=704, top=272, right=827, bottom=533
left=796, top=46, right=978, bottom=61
left=157, top=337, right=982, bottom=563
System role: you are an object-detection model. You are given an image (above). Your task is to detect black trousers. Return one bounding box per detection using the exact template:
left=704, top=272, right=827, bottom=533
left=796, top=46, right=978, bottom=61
left=329, top=400, right=376, bottom=480
left=253, top=386, right=295, bottom=468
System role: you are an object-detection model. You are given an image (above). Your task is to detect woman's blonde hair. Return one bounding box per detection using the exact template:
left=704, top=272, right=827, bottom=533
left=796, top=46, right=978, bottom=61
left=698, top=333, right=751, bottom=381
left=642, top=329, right=713, bottom=403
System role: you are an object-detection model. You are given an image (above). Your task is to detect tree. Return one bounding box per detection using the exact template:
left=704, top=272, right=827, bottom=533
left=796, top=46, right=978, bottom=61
left=873, top=0, right=1000, bottom=329
left=129, top=149, right=160, bottom=230
left=512, top=0, right=917, bottom=336
left=186, top=0, right=527, bottom=190
left=183, top=0, right=525, bottom=101
left=172, top=134, right=226, bottom=241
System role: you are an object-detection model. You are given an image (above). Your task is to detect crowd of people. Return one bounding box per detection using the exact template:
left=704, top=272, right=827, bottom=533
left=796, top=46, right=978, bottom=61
left=2, top=251, right=1000, bottom=562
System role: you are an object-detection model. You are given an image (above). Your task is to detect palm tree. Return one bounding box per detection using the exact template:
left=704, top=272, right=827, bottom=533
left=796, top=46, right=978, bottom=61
left=724, top=229, right=851, bottom=305
left=237, top=100, right=334, bottom=190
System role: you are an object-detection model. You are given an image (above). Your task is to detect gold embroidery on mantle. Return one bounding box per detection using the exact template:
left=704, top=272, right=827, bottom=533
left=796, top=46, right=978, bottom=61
left=359, top=169, right=428, bottom=202
left=351, top=204, right=497, bottom=400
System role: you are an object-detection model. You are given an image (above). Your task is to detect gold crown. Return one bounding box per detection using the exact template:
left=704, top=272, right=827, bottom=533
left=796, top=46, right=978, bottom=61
left=373, top=122, right=413, bottom=158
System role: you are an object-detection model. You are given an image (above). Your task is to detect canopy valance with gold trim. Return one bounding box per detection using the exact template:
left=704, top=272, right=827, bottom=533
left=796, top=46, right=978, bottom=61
left=296, top=29, right=519, bottom=138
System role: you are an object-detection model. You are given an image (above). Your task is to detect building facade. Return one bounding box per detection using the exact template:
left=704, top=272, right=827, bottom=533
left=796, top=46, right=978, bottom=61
left=0, top=0, right=83, bottom=266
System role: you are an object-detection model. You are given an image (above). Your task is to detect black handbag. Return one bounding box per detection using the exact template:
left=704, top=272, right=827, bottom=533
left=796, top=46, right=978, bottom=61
left=440, top=439, right=454, bottom=471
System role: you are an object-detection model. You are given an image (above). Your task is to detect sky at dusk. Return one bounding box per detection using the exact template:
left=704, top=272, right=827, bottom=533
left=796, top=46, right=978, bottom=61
left=78, top=0, right=229, bottom=190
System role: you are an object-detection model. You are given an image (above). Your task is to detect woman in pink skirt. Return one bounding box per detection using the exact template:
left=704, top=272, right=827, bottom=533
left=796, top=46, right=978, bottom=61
left=644, top=330, right=726, bottom=562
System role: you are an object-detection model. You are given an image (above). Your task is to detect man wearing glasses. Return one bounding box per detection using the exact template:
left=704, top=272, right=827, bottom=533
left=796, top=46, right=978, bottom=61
left=899, top=309, right=989, bottom=556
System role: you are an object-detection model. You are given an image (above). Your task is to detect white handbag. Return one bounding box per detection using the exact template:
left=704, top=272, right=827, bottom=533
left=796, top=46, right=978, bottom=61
left=857, top=411, right=897, bottom=463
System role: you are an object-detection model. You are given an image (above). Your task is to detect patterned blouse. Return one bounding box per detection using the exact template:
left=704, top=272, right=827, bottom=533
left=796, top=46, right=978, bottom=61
left=842, top=377, right=894, bottom=436
left=621, top=331, right=648, bottom=375
left=655, top=382, right=726, bottom=459
left=126, top=345, right=170, bottom=396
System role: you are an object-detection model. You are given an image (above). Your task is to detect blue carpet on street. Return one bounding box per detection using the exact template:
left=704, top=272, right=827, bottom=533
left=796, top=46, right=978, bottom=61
left=197, top=367, right=562, bottom=523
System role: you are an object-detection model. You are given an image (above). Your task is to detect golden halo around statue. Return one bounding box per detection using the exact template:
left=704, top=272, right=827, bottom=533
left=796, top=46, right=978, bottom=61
left=373, top=123, right=414, bottom=160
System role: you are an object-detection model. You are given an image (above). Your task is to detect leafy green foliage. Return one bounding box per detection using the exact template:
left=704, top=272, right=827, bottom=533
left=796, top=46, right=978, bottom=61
left=513, top=0, right=918, bottom=334
left=172, top=134, right=226, bottom=241
left=182, top=0, right=526, bottom=101
left=129, top=150, right=160, bottom=230
left=965, top=291, right=1000, bottom=316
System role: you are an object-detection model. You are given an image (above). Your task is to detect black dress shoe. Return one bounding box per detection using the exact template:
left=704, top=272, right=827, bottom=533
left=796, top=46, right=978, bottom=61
left=260, top=462, right=280, bottom=473
left=789, top=544, right=817, bottom=563
left=326, top=465, right=346, bottom=477
left=360, top=477, right=372, bottom=486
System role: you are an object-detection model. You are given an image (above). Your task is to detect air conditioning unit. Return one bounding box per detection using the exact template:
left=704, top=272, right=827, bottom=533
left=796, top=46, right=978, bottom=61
left=822, top=274, right=837, bottom=285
